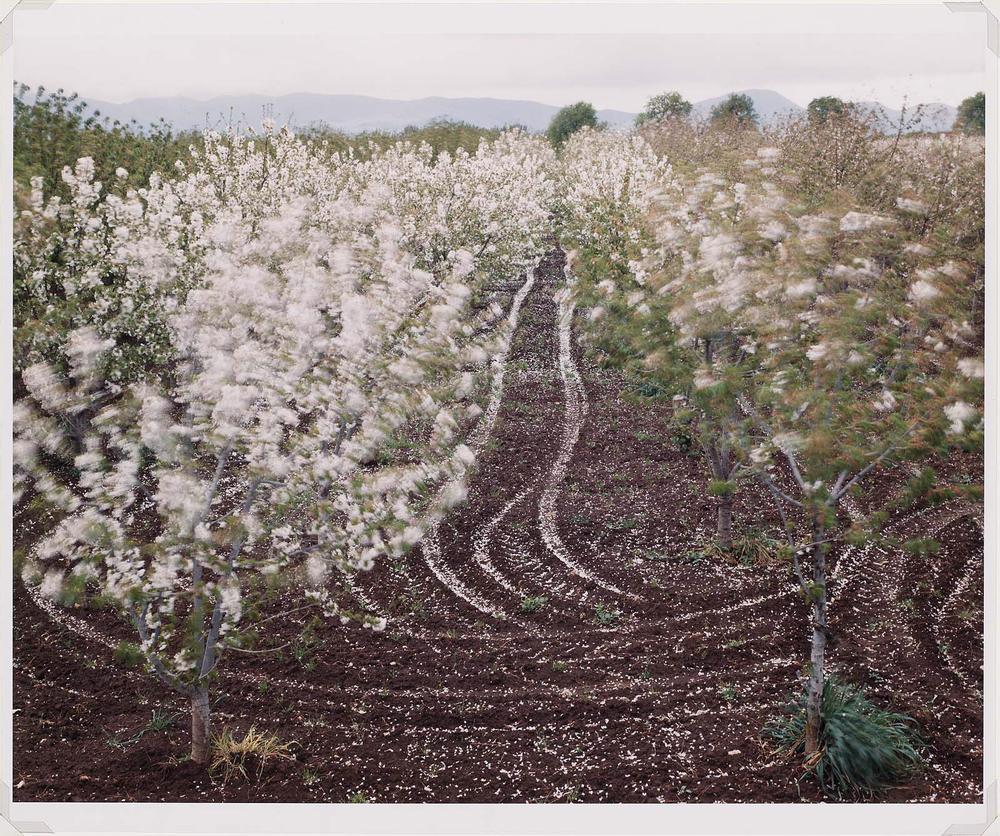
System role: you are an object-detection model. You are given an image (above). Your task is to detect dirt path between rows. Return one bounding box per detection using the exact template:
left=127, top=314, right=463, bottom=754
left=13, top=247, right=984, bottom=803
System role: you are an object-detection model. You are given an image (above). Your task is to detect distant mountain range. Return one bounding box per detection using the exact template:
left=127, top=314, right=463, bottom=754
left=81, top=93, right=635, bottom=133
left=77, top=89, right=959, bottom=135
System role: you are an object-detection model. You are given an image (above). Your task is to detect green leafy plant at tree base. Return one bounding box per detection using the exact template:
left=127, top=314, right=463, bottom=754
left=766, top=678, right=923, bottom=798
left=697, top=530, right=782, bottom=567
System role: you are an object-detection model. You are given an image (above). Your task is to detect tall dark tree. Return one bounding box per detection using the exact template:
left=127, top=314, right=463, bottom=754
left=710, top=93, right=759, bottom=128
left=954, top=92, right=985, bottom=135
left=635, top=91, right=693, bottom=126
left=547, top=101, right=599, bottom=147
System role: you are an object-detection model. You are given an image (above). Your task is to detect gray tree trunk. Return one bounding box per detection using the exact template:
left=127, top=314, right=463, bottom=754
left=804, top=515, right=828, bottom=755
left=190, top=687, right=211, bottom=764
left=717, top=494, right=734, bottom=551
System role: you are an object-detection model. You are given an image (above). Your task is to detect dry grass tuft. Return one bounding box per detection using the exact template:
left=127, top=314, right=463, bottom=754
left=210, top=725, right=295, bottom=783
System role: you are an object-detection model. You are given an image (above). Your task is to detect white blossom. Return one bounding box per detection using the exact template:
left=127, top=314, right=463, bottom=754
left=957, top=357, right=985, bottom=379
left=944, top=401, right=977, bottom=434
left=908, top=279, right=940, bottom=304
left=840, top=211, right=893, bottom=233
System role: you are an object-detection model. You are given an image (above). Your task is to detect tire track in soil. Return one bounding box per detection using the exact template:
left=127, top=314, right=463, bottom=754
left=931, top=522, right=983, bottom=693
left=827, top=503, right=984, bottom=800
left=389, top=248, right=638, bottom=633
left=414, top=266, right=541, bottom=624
left=345, top=268, right=537, bottom=626
left=352, top=250, right=791, bottom=638
left=536, top=267, right=633, bottom=599
left=13, top=245, right=984, bottom=804
left=829, top=501, right=981, bottom=690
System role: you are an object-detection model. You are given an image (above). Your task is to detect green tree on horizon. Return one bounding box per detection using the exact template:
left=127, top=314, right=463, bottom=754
left=710, top=93, right=759, bottom=128
left=635, top=91, right=693, bottom=126
left=807, top=96, right=850, bottom=123
left=547, top=101, right=599, bottom=147
left=954, top=92, right=985, bottom=135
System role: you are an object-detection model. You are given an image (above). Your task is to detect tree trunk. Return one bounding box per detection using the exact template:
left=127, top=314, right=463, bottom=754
left=804, top=515, right=829, bottom=755
left=717, top=494, right=734, bottom=551
left=190, top=687, right=211, bottom=765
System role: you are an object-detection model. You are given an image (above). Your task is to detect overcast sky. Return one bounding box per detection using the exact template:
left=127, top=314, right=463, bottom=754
left=13, top=3, right=987, bottom=110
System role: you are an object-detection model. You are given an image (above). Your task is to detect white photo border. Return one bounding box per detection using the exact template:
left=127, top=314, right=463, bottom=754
left=0, top=2, right=996, bottom=833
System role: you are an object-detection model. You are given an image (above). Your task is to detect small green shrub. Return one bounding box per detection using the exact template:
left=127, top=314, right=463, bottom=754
left=520, top=595, right=548, bottom=614
left=679, top=549, right=707, bottom=565
left=12, top=548, right=27, bottom=578
left=668, top=409, right=697, bottom=454
left=112, top=640, right=145, bottom=669
left=718, top=683, right=739, bottom=701
left=87, top=592, right=119, bottom=611
left=766, top=678, right=923, bottom=798
left=593, top=604, right=620, bottom=626
left=631, top=380, right=667, bottom=399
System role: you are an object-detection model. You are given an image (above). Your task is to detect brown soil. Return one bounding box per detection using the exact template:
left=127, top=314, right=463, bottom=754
left=13, top=248, right=983, bottom=803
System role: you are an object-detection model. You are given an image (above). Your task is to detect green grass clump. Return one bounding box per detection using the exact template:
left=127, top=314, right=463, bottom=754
left=705, top=530, right=782, bottom=567
left=766, top=678, right=923, bottom=798
left=106, top=708, right=179, bottom=750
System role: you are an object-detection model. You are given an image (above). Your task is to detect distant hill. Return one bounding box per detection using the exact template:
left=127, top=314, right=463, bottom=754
left=72, top=90, right=957, bottom=135
left=854, top=101, right=958, bottom=133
